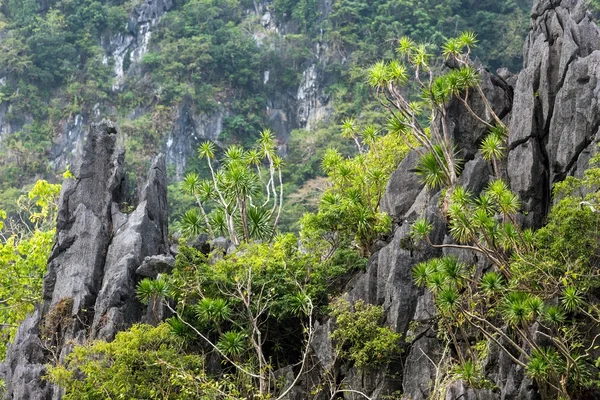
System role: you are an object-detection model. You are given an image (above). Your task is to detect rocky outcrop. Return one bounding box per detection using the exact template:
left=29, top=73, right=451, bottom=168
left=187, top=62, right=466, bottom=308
left=306, top=1, right=600, bottom=399
left=507, top=0, right=600, bottom=226
left=7, top=1, right=600, bottom=399
left=105, top=0, right=174, bottom=90
left=1, top=120, right=169, bottom=399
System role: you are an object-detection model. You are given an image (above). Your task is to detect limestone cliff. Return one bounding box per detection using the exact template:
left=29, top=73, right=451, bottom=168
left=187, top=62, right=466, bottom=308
left=1, top=120, right=169, bottom=399
left=304, top=1, right=600, bottom=399
left=47, top=0, right=333, bottom=179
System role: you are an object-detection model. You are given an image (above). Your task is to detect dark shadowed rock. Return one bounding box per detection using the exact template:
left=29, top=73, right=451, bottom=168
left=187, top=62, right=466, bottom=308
left=401, top=331, right=443, bottom=400
left=444, top=381, right=497, bottom=400
left=381, top=150, right=425, bottom=222
left=210, top=237, right=231, bottom=253
left=458, top=155, right=492, bottom=193
left=190, top=233, right=211, bottom=254
left=446, top=67, right=513, bottom=161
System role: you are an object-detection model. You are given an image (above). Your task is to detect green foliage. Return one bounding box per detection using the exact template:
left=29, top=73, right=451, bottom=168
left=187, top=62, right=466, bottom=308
left=330, top=298, right=401, bottom=369
left=216, top=331, right=247, bottom=356
left=0, top=0, right=530, bottom=224
left=0, top=122, right=54, bottom=189
left=48, top=324, right=216, bottom=399
left=126, top=235, right=328, bottom=397
left=179, top=131, right=284, bottom=244
left=452, top=359, right=491, bottom=390
left=0, top=180, right=59, bottom=358
left=411, top=154, right=600, bottom=396
left=168, top=235, right=318, bottom=324
left=300, top=120, right=410, bottom=257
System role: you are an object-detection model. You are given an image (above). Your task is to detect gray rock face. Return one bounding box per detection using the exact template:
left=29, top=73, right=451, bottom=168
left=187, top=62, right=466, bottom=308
left=51, top=0, right=176, bottom=172
left=310, top=1, right=600, bottom=398
left=446, top=68, right=513, bottom=161
left=381, top=150, right=425, bottom=222
left=136, top=254, right=175, bottom=278
left=309, top=9, right=526, bottom=400
left=1, top=120, right=169, bottom=399
left=508, top=0, right=600, bottom=226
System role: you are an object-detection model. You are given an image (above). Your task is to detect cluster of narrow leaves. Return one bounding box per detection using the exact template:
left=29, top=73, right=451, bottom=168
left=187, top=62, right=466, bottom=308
left=412, top=180, right=530, bottom=267
left=367, top=32, right=509, bottom=218
left=132, top=235, right=319, bottom=398
left=300, top=119, right=411, bottom=257
left=366, top=33, right=480, bottom=195
left=365, top=32, right=600, bottom=398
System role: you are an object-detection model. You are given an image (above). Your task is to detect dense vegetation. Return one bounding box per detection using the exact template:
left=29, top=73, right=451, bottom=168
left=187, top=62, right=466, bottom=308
left=0, top=179, right=60, bottom=358
left=41, top=31, right=600, bottom=399
left=0, top=0, right=531, bottom=227
left=8, top=1, right=600, bottom=399
left=47, top=109, right=408, bottom=397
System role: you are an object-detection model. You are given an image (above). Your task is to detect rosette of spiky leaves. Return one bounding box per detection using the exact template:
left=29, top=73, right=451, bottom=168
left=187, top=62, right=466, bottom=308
left=246, top=206, right=274, bottom=241
left=411, top=217, right=433, bottom=241
left=195, top=298, right=232, bottom=326
left=481, top=125, right=507, bottom=175
left=416, top=144, right=463, bottom=190
left=526, top=348, right=563, bottom=382
left=179, top=209, right=204, bottom=238
left=366, top=59, right=408, bottom=88
left=437, top=286, right=461, bottom=315
left=561, top=286, right=583, bottom=312
left=453, top=360, right=482, bottom=388
left=182, top=172, right=202, bottom=197
left=136, top=277, right=170, bottom=305
left=439, top=256, right=469, bottom=289
left=208, top=209, right=228, bottom=237
left=447, top=201, right=473, bottom=244
left=222, top=145, right=245, bottom=167
left=543, top=305, right=566, bottom=326
left=486, top=179, right=520, bottom=217
left=442, top=31, right=478, bottom=62
left=412, top=260, right=436, bottom=288
left=501, top=292, right=541, bottom=326
left=479, top=271, right=505, bottom=296
left=166, top=316, right=194, bottom=339
left=427, top=66, right=479, bottom=106
left=223, top=161, right=260, bottom=201
left=415, top=145, right=448, bottom=189
left=217, top=331, right=247, bottom=357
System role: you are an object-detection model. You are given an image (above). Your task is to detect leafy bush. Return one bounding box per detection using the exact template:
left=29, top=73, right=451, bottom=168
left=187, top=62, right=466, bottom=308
left=330, top=298, right=401, bottom=369
left=48, top=324, right=212, bottom=399
left=0, top=180, right=60, bottom=358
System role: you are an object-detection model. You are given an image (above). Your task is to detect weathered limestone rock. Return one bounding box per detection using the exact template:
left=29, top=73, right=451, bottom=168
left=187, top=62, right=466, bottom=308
left=1, top=120, right=169, bottom=399
left=318, top=59, right=514, bottom=400
left=91, top=154, right=169, bottom=340
left=136, top=254, right=175, bottom=278
left=325, top=1, right=600, bottom=398
left=508, top=0, right=600, bottom=225
left=381, top=150, right=425, bottom=222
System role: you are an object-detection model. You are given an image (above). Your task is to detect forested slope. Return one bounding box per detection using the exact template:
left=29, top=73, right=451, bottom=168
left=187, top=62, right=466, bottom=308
left=0, top=0, right=532, bottom=225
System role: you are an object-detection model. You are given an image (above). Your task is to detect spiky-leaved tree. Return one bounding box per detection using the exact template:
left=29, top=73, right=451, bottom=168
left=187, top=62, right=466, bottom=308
left=377, top=33, right=600, bottom=398
left=181, top=129, right=283, bottom=244
left=367, top=32, right=508, bottom=207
